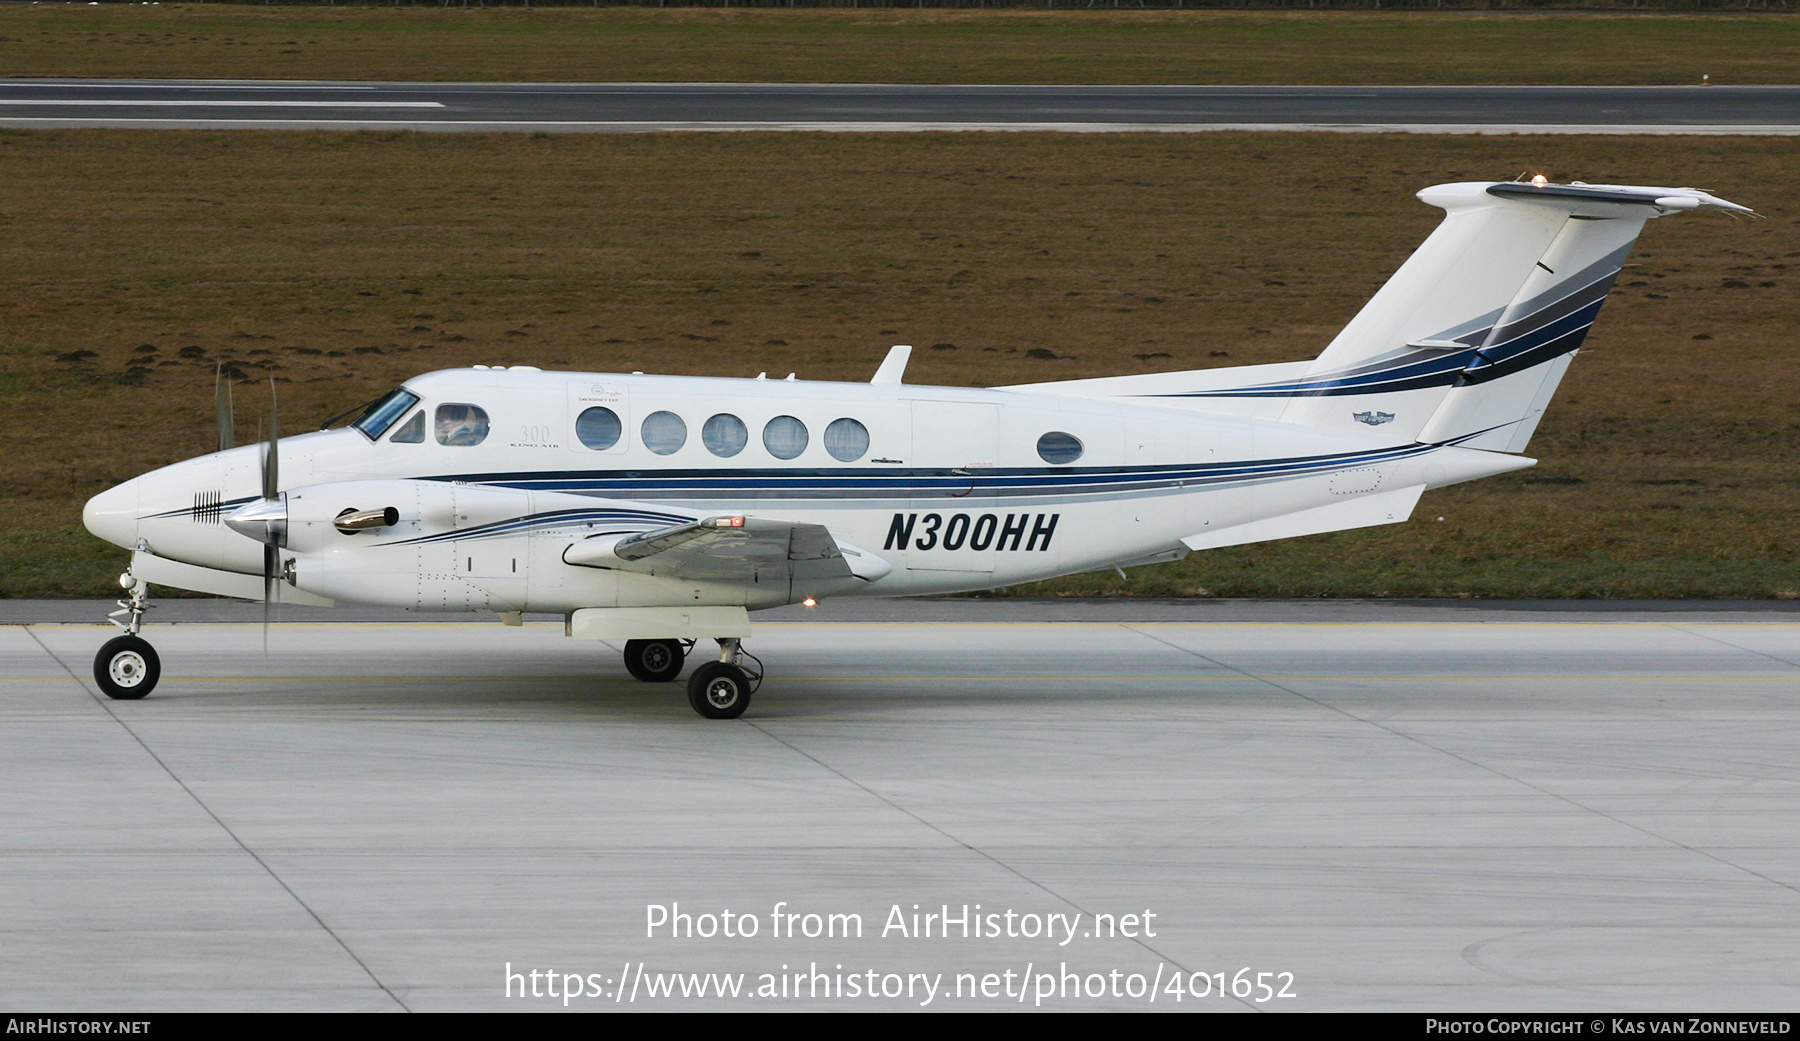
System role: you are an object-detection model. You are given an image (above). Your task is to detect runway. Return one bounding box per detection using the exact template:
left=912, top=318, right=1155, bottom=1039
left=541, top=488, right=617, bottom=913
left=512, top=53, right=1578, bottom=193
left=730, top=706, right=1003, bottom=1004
left=4, top=600, right=1798, bottom=1011
left=3, top=81, right=1798, bottom=134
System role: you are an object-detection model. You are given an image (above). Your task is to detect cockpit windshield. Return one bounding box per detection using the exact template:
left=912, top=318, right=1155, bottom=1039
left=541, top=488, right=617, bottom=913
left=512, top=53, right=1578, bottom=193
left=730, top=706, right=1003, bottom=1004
left=351, top=388, right=421, bottom=441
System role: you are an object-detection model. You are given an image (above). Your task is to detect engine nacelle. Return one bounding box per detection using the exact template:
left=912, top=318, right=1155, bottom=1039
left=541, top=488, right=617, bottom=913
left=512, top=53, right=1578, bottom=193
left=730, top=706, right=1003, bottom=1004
left=282, top=479, right=541, bottom=609
left=278, top=479, right=715, bottom=613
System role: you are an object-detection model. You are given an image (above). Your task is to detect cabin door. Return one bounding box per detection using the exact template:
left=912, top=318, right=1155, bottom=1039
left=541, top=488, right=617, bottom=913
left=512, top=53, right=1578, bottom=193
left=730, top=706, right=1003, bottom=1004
left=904, top=401, right=999, bottom=574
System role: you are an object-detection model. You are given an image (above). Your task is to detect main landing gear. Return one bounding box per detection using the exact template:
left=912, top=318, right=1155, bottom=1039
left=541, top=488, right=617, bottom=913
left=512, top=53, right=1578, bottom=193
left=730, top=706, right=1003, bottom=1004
left=687, top=639, right=762, bottom=720
left=94, top=574, right=159, bottom=700
left=619, top=637, right=761, bottom=718
left=622, top=638, right=691, bottom=683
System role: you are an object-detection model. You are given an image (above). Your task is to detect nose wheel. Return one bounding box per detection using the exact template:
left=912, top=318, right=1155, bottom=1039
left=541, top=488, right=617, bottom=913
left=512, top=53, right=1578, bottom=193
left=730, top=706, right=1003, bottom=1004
left=95, top=634, right=159, bottom=700
left=95, top=573, right=159, bottom=700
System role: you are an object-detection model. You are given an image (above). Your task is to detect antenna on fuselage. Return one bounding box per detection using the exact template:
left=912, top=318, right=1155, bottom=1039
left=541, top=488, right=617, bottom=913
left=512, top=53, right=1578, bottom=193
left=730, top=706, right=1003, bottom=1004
left=871, top=344, right=912, bottom=385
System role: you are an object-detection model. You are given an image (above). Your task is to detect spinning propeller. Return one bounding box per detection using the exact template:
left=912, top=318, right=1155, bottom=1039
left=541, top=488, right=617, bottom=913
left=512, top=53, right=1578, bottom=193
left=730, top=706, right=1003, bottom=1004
left=222, top=377, right=285, bottom=651
left=214, top=364, right=235, bottom=454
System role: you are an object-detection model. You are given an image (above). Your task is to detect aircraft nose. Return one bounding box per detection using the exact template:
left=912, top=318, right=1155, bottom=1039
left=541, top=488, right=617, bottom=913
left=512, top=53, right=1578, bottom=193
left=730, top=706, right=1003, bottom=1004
left=83, top=478, right=141, bottom=550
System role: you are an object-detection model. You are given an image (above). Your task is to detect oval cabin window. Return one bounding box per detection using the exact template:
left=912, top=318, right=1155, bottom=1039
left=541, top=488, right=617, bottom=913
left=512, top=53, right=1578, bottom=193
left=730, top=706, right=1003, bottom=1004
left=824, top=418, right=870, bottom=462
left=641, top=411, right=687, bottom=456
left=703, top=414, right=749, bottom=458
left=763, top=416, right=809, bottom=460
left=1036, top=431, right=1083, bottom=464
left=434, top=403, right=490, bottom=447
left=575, top=406, right=622, bottom=450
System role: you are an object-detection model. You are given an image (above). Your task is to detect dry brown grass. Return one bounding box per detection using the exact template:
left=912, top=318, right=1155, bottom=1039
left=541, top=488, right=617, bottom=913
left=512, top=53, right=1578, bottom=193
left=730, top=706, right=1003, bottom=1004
left=2, top=6, right=1797, bottom=85
left=0, top=128, right=1794, bottom=597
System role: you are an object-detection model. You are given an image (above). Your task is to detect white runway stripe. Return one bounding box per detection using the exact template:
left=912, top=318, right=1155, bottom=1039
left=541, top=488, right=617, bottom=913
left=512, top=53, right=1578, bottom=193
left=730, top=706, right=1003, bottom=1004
left=0, top=99, right=444, bottom=109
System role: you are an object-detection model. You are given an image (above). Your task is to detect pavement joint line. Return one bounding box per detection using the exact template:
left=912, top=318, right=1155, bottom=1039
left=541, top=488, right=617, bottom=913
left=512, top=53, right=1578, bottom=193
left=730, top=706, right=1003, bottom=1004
left=6, top=675, right=1796, bottom=684
left=1669, top=626, right=1800, bottom=672
left=17, top=621, right=1800, bottom=630
left=1122, top=624, right=1800, bottom=911
left=18, top=626, right=413, bottom=1013
left=740, top=719, right=1230, bottom=1009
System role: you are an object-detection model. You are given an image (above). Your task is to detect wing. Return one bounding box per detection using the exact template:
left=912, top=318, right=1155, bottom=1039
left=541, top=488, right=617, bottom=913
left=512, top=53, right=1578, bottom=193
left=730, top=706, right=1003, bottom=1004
left=563, top=514, right=891, bottom=591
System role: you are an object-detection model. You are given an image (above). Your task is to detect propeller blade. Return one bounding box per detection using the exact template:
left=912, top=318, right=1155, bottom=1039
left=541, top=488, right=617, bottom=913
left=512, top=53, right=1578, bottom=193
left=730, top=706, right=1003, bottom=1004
left=261, top=378, right=279, bottom=502
left=261, top=378, right=280, bottom=656
left=215, top=364, right=234, bottom=453
left=263, top=542, right=276, bottom=656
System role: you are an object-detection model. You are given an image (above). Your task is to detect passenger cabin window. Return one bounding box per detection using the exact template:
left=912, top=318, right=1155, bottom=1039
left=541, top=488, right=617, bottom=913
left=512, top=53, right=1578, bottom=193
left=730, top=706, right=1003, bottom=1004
left=642, top=411, right=687, bottom=455
left=763, top=416, right=808, bottom=460
left=703, top=414, right=748, bottom=458
left=435, top=403, right=490, bottom=447
left=388, top=410, right=425, bottom=444
left=352, top=388, right=420, bottom=440
left=824, top=418, right=869, bottom=462
left=1037, top=431, right=1084, bottom=464
left=576, top=406, right=622, bottom=450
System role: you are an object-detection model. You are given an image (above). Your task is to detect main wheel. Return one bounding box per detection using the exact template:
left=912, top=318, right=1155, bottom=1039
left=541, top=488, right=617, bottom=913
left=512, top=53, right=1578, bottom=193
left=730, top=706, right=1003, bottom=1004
left=686, top=662, right=752, bottom=720
left=94, top=635, right=159, bottom=700
left=623, top=639, right=686, bottom=683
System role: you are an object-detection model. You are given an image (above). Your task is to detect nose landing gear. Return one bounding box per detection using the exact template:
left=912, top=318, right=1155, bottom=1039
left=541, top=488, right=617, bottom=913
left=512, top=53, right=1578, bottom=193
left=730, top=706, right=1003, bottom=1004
left=95, top=574, right=159, bottom=700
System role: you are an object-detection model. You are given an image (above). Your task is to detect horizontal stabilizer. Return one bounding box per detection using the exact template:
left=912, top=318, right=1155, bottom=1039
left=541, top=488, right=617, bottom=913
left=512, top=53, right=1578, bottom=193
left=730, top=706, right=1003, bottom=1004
left=1182, top=484, right=1425, bottom=551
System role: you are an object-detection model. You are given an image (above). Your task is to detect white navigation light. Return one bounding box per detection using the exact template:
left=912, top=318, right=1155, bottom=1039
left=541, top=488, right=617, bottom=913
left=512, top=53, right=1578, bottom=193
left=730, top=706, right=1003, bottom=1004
left=1531, top=174, right=1549, bottom=187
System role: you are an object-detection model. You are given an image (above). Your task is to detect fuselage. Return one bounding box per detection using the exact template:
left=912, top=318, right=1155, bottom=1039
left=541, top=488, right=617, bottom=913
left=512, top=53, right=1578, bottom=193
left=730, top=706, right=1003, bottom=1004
left=84, top=365, right=1520, bottom=614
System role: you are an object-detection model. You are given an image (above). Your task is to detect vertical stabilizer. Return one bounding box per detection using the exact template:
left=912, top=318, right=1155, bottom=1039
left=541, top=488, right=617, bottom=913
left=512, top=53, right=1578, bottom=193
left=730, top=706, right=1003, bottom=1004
left=1264, top=181, right=1749, bottom=447
left=1414, top=213, right=1643, bottom=451
left=996, top=180, right=1748, bottom=446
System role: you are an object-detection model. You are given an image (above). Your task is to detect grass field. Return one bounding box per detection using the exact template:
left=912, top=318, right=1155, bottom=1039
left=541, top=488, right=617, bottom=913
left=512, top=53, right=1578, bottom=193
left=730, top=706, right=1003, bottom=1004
left=0, top=128, right=1793, bottom=599
left=2, top=6, right=1798, bottom=85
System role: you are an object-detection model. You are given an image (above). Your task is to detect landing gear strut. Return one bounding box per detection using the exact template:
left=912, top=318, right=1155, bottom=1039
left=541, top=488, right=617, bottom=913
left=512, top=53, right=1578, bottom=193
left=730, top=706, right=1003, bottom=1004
left=622, top=638, right=690, bottom=683
left=685, top=638, right=761, bottom=720
left=94, top=574, right=159, bottom=700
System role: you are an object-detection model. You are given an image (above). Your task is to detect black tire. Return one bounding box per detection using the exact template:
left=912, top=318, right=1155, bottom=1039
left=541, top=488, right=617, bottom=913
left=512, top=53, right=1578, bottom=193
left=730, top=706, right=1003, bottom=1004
left=686, top=662, right=752, bottom=720
left=94, top=635, right=159, bottom=700
left=623, top=639, right=686, bottom=683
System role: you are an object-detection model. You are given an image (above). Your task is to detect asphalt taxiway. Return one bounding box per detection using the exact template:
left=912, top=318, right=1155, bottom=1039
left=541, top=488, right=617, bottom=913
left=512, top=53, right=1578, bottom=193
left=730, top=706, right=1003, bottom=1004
left=3, top=81, right=1797, bottom=134
left=4, top=600, right=1798, bottom=1011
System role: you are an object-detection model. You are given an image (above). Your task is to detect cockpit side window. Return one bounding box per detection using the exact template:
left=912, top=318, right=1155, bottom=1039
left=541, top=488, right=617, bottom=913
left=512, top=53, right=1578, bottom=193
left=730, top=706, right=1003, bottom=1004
left=435, top=403, right=490, bottom=447
left=351, top=388, right=421, bottom=441
left=388, top=410, right=425, bottom=444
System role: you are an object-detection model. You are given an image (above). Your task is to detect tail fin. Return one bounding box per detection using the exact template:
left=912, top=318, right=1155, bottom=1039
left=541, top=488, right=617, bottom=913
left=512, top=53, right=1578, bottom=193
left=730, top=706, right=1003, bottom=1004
left=1002, top=180, right=1748, bottom=449
left=1275, top=180, right=1749, bottom=449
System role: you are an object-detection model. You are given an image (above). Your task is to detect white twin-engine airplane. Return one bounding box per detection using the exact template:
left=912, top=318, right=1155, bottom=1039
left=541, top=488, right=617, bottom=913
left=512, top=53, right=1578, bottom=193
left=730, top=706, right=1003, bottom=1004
left=83, top=178, right=1748, bottom=717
